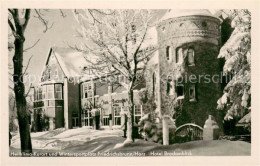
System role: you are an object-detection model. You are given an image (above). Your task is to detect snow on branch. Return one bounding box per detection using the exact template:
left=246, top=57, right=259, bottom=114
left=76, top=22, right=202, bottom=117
left=72, top=9, right=155, bottom=86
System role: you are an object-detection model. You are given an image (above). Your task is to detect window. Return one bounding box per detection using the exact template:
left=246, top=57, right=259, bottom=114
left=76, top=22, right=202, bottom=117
left=189, top=84, right=196, bottom=101
left=102, top=108, right=110, bottom=126
left=83, top=83, right=93, bottom=99
left=176, top=48, right=183, bottom=64
left=176, top=83, right=184, bottom=98
left=202, top=21, right=207, bottom=28
left=131, top=25, right=136, bottom=33
left=54, top=69, right=58, bottom=76
left=103, top=116, right=109, bottom=126
left=47, top=84, right=54, bottom=99
left=166, top=46, right=172, bottom=61
left=167, top=79, right=174, bottom=95
left=81, top=109, right=93, bottom=126
left=38, top=87, right=42, bottom=100
left=42, top=85, right=46, bottom=99
left=48, top=100, right=55, bottom=107
left=187, top=48, right=195, bottom=66
left=134, top=105, right=142, bottom=124
left=72, top=113, right=79, bottom=127
left=47, top=69, right=51, bottom=80
left=114, top=107, right=121, bottom=126
left=34, top=88, right=38, bottom=101
left=55, top=84, right=63, bottom=99
left=94, top=96, right=99, bottom=107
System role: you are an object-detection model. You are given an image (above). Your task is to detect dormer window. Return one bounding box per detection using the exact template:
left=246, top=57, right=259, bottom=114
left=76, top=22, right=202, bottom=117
left=187, top=48, right=195, bottom=66
left=47, top=69, right=51, bottom=80
left=166, top=46, right=172, bottom=61
left=176, top=47, right=183, bottom=64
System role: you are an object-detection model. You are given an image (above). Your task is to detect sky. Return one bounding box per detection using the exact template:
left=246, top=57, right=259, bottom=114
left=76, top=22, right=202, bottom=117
left=9, top=10, right=81, bottom=90
left=8, top=9, right=216, bottom=91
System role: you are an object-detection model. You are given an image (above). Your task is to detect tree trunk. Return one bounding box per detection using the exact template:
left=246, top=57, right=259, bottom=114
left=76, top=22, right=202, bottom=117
left=13, top=36, right=32, bottom=153
left=124, top=88, right=134, bottom=143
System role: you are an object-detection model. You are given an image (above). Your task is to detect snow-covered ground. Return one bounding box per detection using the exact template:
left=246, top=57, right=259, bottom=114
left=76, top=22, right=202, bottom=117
left=11, top=127, right=123, bottom=151
left=112, top=139, right=251, bottom=156
left=10, top=127, right=251, bottom=156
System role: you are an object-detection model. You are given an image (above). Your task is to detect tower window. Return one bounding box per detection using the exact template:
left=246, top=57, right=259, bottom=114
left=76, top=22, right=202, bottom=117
left=189, top=84, right=196, bottom=101
left=176, top=48, right=183, bottom=64
left=162, top=26, right=165, bottom=32
left=202, top=21, right=207, bottom=28
left=176, top=82, right=184, bottom=98
left=166, top=46, right=172, bottom=61
left=187, top=48, right=195, bottom=66
left=167, top=79, right=174, bottom=95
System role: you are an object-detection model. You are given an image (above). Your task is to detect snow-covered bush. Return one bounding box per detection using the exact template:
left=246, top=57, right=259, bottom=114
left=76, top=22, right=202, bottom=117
left=217, top=10, right=251, bottom=122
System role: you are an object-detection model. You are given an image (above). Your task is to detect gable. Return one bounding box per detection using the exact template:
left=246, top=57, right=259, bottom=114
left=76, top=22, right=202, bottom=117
left=41, top=50, right=65, bottom=82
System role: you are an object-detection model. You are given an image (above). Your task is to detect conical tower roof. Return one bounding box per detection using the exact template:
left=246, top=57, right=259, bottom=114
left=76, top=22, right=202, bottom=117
left=160, top=9, right=219, bottom=22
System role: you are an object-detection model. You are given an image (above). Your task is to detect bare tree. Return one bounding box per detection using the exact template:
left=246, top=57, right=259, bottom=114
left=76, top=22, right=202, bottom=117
left=8, top=9, right=56, bottom=153
left=8, top=9, right=33, bottom=153
left=73, top=9, right=156, bottom=143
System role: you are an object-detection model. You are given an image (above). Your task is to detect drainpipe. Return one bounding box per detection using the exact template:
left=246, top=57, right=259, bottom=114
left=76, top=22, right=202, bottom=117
left=157, top=52, right=162, bottom=119
left=64, top=77, right=69, bottom=129
left=108, top=83, right=113, bottom=130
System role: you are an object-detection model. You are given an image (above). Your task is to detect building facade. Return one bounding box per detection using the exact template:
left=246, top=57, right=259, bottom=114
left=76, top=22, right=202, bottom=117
left=32, top=9, right=223, bottom=132
left=80, top=78, right=144, bottom=128
left=32, top=47, right=86, bottom=131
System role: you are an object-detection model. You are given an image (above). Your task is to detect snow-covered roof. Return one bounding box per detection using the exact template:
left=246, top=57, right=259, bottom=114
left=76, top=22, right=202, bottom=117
left=48, top=47, right=90, bottom=77
left=160, top=9, right=220, bottom=22
left=237, top=112, right=251, bottom=126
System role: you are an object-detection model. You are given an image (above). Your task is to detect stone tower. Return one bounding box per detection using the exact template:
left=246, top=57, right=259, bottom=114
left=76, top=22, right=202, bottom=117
left=156, top=10, right=223, bottom=127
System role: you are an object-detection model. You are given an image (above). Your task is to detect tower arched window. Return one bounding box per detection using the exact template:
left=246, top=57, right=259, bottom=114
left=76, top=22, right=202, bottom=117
left=176, top=47, right=183, bottom=64
left=187, top=48, right=195, bottom=66
left=166, top=46, right=172, bottom=61
left=167, top=78, right=174, bottom=95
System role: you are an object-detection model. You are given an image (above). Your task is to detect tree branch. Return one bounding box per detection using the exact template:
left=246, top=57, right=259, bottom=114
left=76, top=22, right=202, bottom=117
left=34, top=9, right=53, bottom=33
left=23, top=9, right=31, bottom=29
left=59, top=9, right=66, bottom=17
left=8, top=18, right=16, bottom=33
left=88, top=9, right=102, bottom=25
left=92, top=9, right=115, bottom=15
left=24, top=83, right=32, bottom=97
left=8, top=9, right=15, bottom=15
left=23, top=54, right=34, bottom=75
left=9, top=86, right=14, bottom=91
left=23, top=39, right=40, bottom=52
